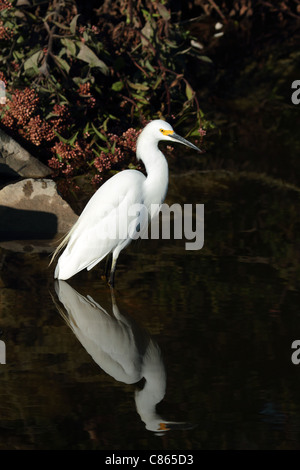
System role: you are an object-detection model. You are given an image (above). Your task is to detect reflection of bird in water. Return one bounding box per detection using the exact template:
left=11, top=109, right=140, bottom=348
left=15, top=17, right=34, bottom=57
left=53, top=280, right=194, bottom=433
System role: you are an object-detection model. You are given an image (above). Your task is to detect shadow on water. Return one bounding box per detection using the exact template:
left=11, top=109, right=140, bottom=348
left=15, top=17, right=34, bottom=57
left=0, top=205, right=58, bottom=240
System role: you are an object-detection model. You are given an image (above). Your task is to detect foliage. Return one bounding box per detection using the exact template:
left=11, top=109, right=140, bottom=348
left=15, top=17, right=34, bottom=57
left=0, top=0, right=208, bottom=192
left=192, top=0, right=299, bottom=28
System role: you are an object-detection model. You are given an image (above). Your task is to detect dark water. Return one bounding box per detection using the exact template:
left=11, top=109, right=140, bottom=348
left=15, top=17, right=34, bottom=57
left=1, top=163, right=300, bottom=450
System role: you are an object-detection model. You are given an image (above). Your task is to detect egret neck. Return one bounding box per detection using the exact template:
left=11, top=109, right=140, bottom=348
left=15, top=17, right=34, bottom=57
left=136, top=133, right=169, bottom=209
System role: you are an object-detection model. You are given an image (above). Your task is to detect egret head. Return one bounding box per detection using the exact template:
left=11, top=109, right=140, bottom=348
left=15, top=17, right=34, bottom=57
left=140, top=119, right=204, bottom=153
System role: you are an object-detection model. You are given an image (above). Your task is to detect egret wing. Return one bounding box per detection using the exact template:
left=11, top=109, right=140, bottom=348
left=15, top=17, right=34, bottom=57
left=54, top=170, right=146, bottom=279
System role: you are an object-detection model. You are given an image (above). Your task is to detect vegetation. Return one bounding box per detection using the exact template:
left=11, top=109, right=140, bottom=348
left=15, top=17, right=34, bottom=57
left=0, top=0, right=298, bottom=195
left=0, top=0, right=209, bottom=193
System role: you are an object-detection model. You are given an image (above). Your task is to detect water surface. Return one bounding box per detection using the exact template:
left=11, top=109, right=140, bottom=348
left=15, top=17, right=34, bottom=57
left=1, top=167, right=300, bottom=450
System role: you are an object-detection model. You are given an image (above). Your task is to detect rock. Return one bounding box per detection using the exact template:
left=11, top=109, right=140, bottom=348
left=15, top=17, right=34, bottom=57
left=0, top=128, right=52, bottom=178
left=0, top=178, right=78, bottom=245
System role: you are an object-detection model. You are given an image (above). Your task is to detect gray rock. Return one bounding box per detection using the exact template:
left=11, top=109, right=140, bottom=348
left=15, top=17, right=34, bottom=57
left=0, top=128, right=52, bottom=178
left=0, top=179, right=78, bottom=245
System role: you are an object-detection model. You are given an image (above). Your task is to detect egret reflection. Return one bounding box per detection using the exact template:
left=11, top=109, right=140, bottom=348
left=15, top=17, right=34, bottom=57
left=53, top=280, right=194, bottom=434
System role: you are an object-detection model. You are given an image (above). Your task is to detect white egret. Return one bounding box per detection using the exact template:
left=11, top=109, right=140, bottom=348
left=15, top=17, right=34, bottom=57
left=51, top=119, right=203, bottom=286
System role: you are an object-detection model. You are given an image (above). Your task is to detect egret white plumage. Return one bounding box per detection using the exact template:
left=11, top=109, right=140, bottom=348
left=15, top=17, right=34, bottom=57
left=51, top=119, right=203, bottom=286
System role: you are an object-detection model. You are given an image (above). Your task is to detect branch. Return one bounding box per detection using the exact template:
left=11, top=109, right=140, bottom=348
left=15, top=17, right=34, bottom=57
left=207, top=0, right=227, bottom=23
left=40, top=0, right=63, bottom=76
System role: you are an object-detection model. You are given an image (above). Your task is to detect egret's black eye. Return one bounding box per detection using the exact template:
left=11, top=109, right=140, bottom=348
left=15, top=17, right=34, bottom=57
left=160, top=129, right=174, bottom=136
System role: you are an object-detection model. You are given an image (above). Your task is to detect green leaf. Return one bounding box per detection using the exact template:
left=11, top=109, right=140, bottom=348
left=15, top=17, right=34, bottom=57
left=70, top=14, right=80, bottom=34
left=52, top=20, right=70, bottom=31
left=68, top=131, right=79, bottom=146
left=145, top=60, right=155, bottom=72
left=198, top=55, right=213, bottom=64
left=111, top=81, right=124, bottom=92
left=83, top=30, right=89, bottom=42
left=103, top=117, right=110, bottom=132
left=54, top=130, right=69, bottom=144
left=131, top=93, right=148, bottom=104
left=24, top=50, right=42, bottom=71
left=141, top=21, right=152, bottom=45
left=83, top=122, right=90, bottom=134
left=54, top=130, right=78, bottom=145
left=13, top=50, right=23, bottom=60
left=72, top=77, right=82, bottom=85
left=111, top=140, right=117, bottom=154
left=164, top=39, right=178, bottom=49
left=61, top=38, right=76, bottom=56
left=91, top=123, right=107, bottom=141
left=141, top=9, right=151, bottom=22
left=94, top=142, right=109, bottom=153
left=185, top=82, right=194, bottom=100
left=53, top=55, right=70, bottom=73
left=26, top=12, right=38, bottom=21
left=157, top=3, right=171, bottom=20
left=128, top=163, right=138, bottom=169
left=153, top=76, right=162, bottom=90
left=92, top=148, right=102, bottom=157
left=77, top=43, right=109, bottom=75
left=128, top=81, right=149, bottom=91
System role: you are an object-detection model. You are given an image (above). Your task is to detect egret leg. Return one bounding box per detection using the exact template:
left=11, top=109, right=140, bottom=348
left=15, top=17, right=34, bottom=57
left=109, top=240, right=129, bottom=287
left=104, top=254, right=112, bottom=282
left=108, top=255, right=118, bottom=288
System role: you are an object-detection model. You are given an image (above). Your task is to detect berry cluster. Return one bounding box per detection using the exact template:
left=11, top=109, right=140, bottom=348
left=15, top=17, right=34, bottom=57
left=93, top=127, right=142, bottom=181
left=0, top=0, right=12, bottom=11
left=24, top=115, right=54, bottom=146
left=0, top=20, right=13, bottom=40
left=2, top=88, right=39, bottom=128
left=1, top=87, right=72, bottom=147
left=50, top=104, right=71, bottom=133
left=78, top=82, right=96, bottom=108
left=49, top=140, right=93, bottom=177
left=109, top=127, right=142, bottom=153
left=0, top=0, right=13, bottom=41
